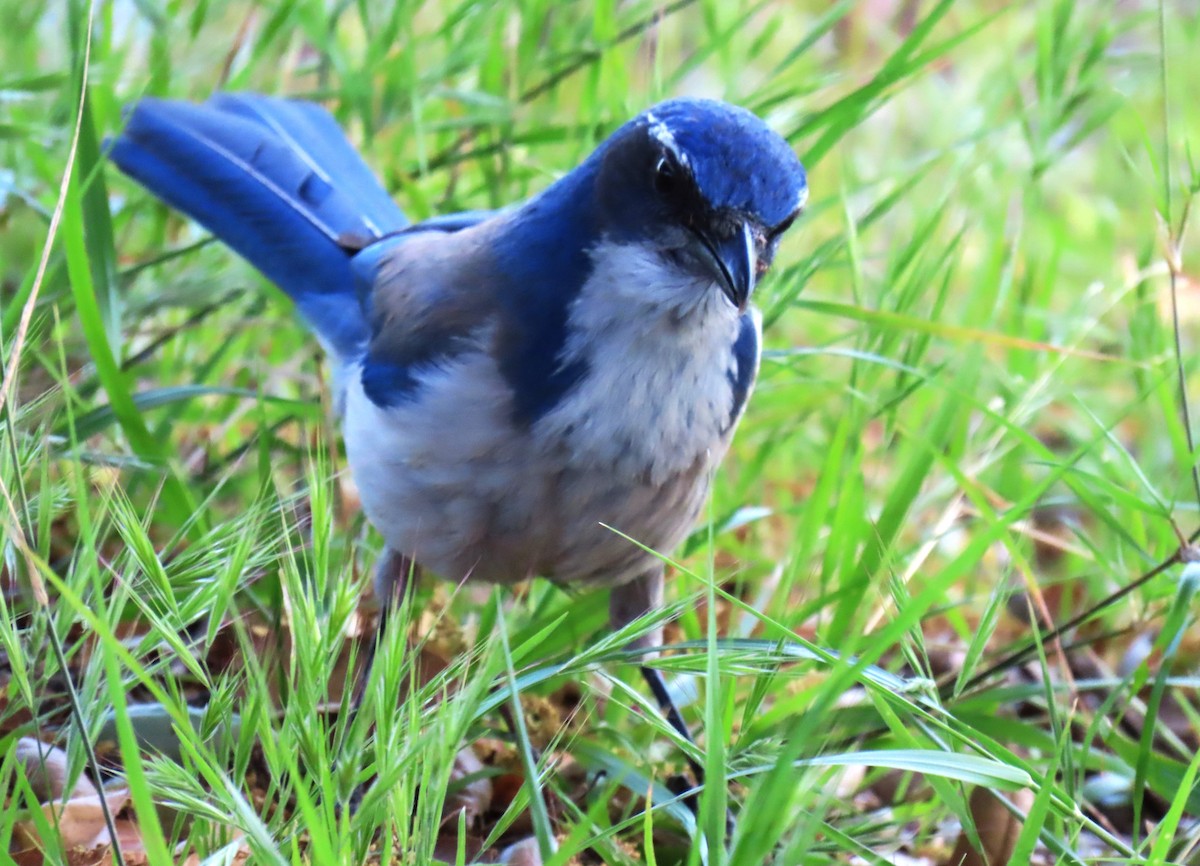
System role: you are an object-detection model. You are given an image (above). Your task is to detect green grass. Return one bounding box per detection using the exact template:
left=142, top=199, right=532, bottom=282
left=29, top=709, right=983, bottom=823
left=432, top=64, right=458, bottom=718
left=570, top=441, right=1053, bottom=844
left=4, top=0, right=1200, bottom=863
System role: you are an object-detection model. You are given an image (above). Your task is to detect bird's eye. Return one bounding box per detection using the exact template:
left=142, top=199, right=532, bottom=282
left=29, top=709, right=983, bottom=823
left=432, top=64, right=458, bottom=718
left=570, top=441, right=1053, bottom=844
left=769, top=212, right=798, bottom=240
left=653, top=156, right=678, bottom=196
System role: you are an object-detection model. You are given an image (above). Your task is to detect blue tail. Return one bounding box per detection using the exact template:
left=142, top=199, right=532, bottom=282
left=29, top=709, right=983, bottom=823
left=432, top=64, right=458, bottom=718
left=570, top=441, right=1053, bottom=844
left=109, top=94, right=408, bottom=358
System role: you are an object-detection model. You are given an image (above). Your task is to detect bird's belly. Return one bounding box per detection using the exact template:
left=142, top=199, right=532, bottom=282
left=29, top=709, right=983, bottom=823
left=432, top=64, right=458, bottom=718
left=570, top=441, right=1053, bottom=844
left=347, top=430, right=716, bottom=587
left=524, top=454, right=715, bottom=585
left=341, top=354, right=724, bottom=587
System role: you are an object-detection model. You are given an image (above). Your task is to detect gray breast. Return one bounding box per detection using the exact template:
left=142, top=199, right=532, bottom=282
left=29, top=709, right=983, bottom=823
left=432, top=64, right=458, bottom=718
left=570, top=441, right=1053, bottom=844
left=540, top=451, right=717, bottom=585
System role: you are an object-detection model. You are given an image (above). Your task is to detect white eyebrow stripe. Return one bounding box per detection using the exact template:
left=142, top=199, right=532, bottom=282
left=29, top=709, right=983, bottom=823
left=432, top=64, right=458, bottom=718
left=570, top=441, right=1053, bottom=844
left=796, top=184, right=809, bottom=211
left=645, top=112, right=690, bottom=167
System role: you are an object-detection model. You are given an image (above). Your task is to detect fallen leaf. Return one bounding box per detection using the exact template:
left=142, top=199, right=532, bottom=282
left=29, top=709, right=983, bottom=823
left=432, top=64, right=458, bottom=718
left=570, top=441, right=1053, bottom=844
left=498, top=835, right=546, bottom=865
left=10, top=737, right=133, bottom=856
left=443, top=746, right=493, bottom=829
left=945, top=786, right=1035, bottom=866
left=14, top=738, right=92, bottom=801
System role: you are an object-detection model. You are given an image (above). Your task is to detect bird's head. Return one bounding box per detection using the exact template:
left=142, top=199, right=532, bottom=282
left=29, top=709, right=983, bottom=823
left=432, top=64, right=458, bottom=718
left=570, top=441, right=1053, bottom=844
left=591, top=98, right=807, bottom=314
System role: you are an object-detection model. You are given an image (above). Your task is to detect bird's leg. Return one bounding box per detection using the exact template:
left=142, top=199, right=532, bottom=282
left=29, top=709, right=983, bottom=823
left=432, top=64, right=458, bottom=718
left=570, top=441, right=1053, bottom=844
left=345, top=548, right=418, bottom=814
left=611, top=569, right=707, bottom=807
left=639, top=665, right=706, bottom=788
left=353, top=547, right=418, bottom=712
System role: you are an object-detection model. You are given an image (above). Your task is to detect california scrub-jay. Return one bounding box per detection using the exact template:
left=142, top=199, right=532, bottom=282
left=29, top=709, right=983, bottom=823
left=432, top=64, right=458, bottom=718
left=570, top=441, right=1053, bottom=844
left=109, top=93, right=806, bottom=793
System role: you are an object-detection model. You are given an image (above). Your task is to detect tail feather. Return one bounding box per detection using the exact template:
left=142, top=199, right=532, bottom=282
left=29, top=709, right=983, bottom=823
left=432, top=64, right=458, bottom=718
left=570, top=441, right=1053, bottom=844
left=109, top=95, right=407, bottom=357
left=208, top=94, right=405, bottom=236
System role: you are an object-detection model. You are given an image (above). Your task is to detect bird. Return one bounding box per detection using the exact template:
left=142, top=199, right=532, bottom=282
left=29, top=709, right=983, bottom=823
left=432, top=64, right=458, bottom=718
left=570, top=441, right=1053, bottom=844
left=109, top=92, right=807, bottom=801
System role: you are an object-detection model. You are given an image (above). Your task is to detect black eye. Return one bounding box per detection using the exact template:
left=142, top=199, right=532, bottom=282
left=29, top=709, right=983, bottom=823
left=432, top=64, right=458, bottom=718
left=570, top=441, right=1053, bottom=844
left=653, top=156, right=678, bottom=196
left=769, top=211, right=798, bottom=240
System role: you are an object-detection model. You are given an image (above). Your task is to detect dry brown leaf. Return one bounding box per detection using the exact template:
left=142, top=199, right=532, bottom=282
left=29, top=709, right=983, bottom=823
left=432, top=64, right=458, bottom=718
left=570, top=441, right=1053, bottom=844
left=13, top=738, right=93, bottom=802
left=10, top=737, right=136, bottom=863
left=432, top=830, right=488, bottom=864
left=945, top=787, right=1035, bottom=866
left=498, top=835, right=546, bottom=865
left=443, top=746, right=493, bottom=829
left=179, top=837, right=252, bottom=866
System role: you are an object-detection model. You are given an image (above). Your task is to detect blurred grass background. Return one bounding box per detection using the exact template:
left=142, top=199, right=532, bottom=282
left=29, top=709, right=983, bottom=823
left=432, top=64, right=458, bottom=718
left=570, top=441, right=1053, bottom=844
left=4, top=0, right=1200, bottom=863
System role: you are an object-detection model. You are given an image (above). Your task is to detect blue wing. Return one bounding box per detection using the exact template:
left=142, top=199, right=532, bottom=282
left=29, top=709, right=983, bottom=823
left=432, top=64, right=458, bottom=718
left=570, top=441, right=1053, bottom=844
left=728, top=311, right=761, bottom=426
left=350, top=181, right=598, bottom=421
left=350, top=212, right=501, bottom=407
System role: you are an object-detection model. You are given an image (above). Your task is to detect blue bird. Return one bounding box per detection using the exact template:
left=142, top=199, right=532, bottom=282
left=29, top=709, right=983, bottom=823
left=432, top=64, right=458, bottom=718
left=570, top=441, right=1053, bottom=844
left=109, top=93, right=806, bottom=796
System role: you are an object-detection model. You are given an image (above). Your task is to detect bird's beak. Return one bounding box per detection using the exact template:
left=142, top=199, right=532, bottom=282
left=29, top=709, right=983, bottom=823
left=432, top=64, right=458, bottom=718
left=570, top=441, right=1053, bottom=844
left=691, top=221, right=757, bottom=312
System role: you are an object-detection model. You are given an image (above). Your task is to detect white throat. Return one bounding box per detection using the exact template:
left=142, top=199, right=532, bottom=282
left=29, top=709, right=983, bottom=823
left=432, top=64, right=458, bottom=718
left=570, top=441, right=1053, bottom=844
left=532, top=240, right=747, bottom=481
